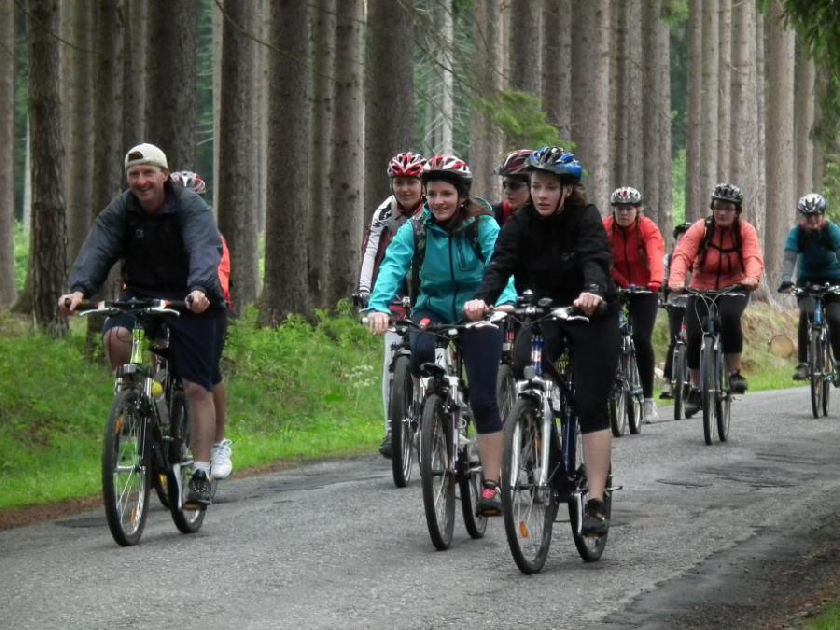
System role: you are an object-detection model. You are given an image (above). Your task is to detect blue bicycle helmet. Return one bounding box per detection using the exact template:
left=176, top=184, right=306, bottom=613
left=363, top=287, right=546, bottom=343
left=797, top=193, right=827, bottom=215
left=528, top=146, right=582, bottom=182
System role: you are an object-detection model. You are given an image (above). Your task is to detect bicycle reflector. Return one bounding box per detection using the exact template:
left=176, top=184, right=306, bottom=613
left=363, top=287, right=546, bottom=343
left=419, top=318, right=431, bottom=330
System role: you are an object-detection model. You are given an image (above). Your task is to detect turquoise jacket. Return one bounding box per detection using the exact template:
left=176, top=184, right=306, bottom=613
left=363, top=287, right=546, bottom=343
left=369, top=206, right=517, bottom=321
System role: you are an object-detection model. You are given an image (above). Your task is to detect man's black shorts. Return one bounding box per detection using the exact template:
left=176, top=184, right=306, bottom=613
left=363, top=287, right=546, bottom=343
left=103, top=308, right=225, bottom=392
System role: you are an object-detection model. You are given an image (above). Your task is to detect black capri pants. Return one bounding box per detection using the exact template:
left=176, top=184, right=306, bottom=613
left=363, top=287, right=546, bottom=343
left=685, top=294, right=747, bottom=369
left=625, top=293, right=659, bottom=398
left=797, top=293, right=840, bottom=363
left=514, top=312, right=620, bottom=434
left=409, top=309, right=504, bottom=434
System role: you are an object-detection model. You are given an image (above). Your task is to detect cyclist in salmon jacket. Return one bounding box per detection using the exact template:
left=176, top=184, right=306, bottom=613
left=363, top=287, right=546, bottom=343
left=603, top=186, right=666, bottom=421
left=358, top=152, right=427, bottom=459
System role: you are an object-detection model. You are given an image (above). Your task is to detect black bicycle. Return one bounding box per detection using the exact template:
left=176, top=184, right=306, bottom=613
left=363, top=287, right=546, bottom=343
left=386, top=306, right=421, bottom=489
left=75, top=298, right=210, bottom=546
left=500, top=297, right=616, bottom=573
left=791, top=283, right=840, bottom=418
left=496, top=314, right=518, bottom=424
left=685, top=287, right=747, bottom=445
left=610, top=288, right=647, bottom=436
left=662, top=301, right=690, bottom=420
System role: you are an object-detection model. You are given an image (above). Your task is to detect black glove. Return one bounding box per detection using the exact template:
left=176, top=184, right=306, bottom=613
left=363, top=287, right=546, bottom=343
left=777, top=280, right=793, bottom=293
left=357, top=292, right=370, bottom=308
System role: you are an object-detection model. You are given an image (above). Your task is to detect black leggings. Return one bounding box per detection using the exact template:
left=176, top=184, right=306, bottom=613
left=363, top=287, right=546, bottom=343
left=663, top=306, right=685, bottom=379
left=685, top=294, right=747, bottom=369
left=409, top=309, right=504, bottom=434
left=797, top=294, right=840, bottom=363
left=514, top=313, right=619, bottom=434
left=625, top=293, right=659, bottom=397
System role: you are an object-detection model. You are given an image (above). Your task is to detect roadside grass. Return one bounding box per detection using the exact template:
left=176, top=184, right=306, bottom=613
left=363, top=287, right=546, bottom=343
left=0, top=304, right=382, bottom=511
left=804, top=605, right=840, bottom=629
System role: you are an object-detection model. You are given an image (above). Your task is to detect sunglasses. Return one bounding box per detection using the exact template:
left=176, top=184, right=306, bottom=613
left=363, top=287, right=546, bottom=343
left=503, top=180, right=527, bottom=191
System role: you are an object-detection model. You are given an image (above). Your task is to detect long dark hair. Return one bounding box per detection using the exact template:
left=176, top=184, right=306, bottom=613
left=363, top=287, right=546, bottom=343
left=426, top=176, right=493, bottom=232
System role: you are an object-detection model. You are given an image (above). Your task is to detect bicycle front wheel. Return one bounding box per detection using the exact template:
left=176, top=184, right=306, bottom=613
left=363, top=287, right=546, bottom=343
left=496, top=362, right=517, bottom=422
left=701, top=341, right=716, bottom=445
left=102, top=389, right=151, bottom=546
left=389, top=354, right=415, bottom=488
left=609, top=359, right=628, bottom=437
left=420, top=393, right=455, bottom=550
left=167, top=390, right=207, bottom=534
left=570, top=460, right=612, bottom=562
left=810, top=328, right=824, bottom=419
left=823, top=334, right=832, bottom=416
left=501, top=398, right=557, bottom=574
left=715, top=351, right=731, bottom=442
left=673, top=344, right=688, bottom=420
left=628, top=352, right=643, bottom=435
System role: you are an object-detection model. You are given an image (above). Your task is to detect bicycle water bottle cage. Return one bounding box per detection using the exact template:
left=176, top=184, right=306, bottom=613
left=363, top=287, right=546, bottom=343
left=115, top=364, right=145, bottom=378
left=420, top=362, right=447, bottom=379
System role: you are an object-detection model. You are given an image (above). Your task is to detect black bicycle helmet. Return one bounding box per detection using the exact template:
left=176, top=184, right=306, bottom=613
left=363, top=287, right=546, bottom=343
left=710, top=182, right=743, bottom=209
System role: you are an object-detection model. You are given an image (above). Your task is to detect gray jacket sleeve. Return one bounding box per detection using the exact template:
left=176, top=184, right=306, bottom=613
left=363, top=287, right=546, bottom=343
left=179, top=191, right=224, bottom=303
left=781, top=250, right=797, bottom=284
left=68, top=194, right=128, bottom=297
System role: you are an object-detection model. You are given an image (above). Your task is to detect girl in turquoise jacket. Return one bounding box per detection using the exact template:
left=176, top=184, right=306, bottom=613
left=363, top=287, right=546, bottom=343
left=367, top=155, right=516, bottom=516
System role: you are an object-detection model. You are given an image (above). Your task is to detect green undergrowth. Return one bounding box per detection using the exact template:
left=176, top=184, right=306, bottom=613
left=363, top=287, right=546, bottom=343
left=0, top=299, right=807, bottom=512
left=0, top=304, right=381, bottom=511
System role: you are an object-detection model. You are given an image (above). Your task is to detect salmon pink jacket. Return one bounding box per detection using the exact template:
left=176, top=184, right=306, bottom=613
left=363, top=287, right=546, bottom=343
left=668, top=218, right=764, bottom=291
left=603, top=215, right=666, bottom=289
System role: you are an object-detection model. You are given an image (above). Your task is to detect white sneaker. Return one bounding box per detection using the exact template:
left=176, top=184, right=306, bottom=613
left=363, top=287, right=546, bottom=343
left=643, top=399, right=659, bottom=422
left=211, top=439, right=233, bottom=479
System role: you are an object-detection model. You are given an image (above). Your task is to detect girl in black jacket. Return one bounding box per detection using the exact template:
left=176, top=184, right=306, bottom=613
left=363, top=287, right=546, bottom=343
left=464, top=146, right=619, bottom=535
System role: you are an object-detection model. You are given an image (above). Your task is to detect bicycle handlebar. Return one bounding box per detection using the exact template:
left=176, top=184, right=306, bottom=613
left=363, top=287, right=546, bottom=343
left=70, top=297, right=189, bottom=317
left=790, top=283, right=840, bottom=297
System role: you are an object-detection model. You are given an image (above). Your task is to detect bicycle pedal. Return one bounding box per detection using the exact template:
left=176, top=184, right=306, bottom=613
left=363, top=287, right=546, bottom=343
left=605, top=485, right=623, bottom=493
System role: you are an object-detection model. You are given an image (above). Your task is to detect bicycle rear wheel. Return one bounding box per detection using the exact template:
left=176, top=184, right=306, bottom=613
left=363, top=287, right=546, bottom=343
left=715, top=352, right=731, bottom=442
left=673, top=344, right=688, bottom=420
left=389, top=355, right=415, bottom=488
left=102, top=389, right=151, bottom=546
left=701, top=341, right=715, bottom=445
left=810, top=329, right=824, bottom=419
left=569, top=421, right=611, bottom=562
left=628, top=352, right=643, bottom=434
left=609, top=358, right=628, bottom=437
left=459, top=419, right=487, bottom=539
left=501, top=398, right=557, bottom=574
left=167, top=390, right=207, bottom=534
left=496, top=362, right=517, bottom=422
left=420, top=393, right=455, bottom=550
left=823, top=335, right=832, bottom=416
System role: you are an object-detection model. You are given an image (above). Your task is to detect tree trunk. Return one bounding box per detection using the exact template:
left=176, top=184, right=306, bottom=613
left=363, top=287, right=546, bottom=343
left=729, top=0, right=760, bottom=230
left=308, top=0, right=335, bottom=308
left=218, top=0, right=259, bottom=311
left=624, top=0, right=644, bottom=191
left=542, top=0, right=572, bottom=143
left=212, top=2, right=222, bottom=213
left=252, top=0, right=268, bottom=235
left=656, top=2, right=673, bottom=239
left=794, top=46, right=815, bottom=197
left=0, top=0, right=14, bottom=307
left=123, top=0, right=147, bottom=143
left=764, top=1, right=796, bottom=291
left=144, top=0, right=197, bottom=170
left=642, top=0, right=662, bottom=225
left=59, top=0, right=94, bottom=263
left=470, top=0, right=504, bottom=203
left=754, top=9, right=767, bottom=239
left=685, top=0, right=703, bottom=221
left=812, top=71, right=825, bottom=193
left=716, top=0, right=731, bottom=181
left=429, top=0, right=454, bottom=154
left=261, top=0, right=313, bottom=323
left=22, top=0, right=67, bottom=335
left=699, top=0, right=719, bottom=209
left=571, top=1, right=611, bottom=213
left=364, top=0, right=415, bottom=224
left=613, top=0, right=628, bottom=186
left=327, top=0, right=364, bottom=307
left=509, top=0, right=543, bottom=96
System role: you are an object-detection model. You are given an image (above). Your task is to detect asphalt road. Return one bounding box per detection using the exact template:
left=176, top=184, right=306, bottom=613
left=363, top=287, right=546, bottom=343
left=3, top=387, right=840, bottom=630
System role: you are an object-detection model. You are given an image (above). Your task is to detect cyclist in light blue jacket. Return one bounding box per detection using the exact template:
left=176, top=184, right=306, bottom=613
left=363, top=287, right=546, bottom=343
left=367, top=154, right=516, bottom=516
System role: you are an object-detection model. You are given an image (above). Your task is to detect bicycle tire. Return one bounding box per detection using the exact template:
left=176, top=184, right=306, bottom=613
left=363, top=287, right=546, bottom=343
left=102, top=389, right=151, bottom=546
left=496, top=362, right=517, bottom=423
left=609, top=355, right=628, bottom=437
left=823, top=333, right=832, bottom=416
left=715, top=351, right=731, bottom=442
left=628, top=352, right=643, bottom=435
left=501, top=398, right=557, bottom=574
left=152, top=470, right=170, bottom=508
left=459, top=419, right=487, bottom=539
left=701, top=341, right=715, bottom=445
left=569, top=428, right=612, bottom=562
left=810, top=328, right=823, bottom=419
left=673, top=344, right=688, bottom=420
left=389, top=355, right=415, bottom=488
left=167, top=390, right=207, bottom=534
left=420, top=393, right=455, bottom=550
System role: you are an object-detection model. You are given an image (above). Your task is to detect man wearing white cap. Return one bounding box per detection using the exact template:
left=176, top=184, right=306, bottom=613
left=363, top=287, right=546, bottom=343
left=59, top=142, right=225, bottom=507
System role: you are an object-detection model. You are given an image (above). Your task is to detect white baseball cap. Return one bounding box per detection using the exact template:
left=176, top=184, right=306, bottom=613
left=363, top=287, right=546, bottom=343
left=124, top=143, right=169, bottom=171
